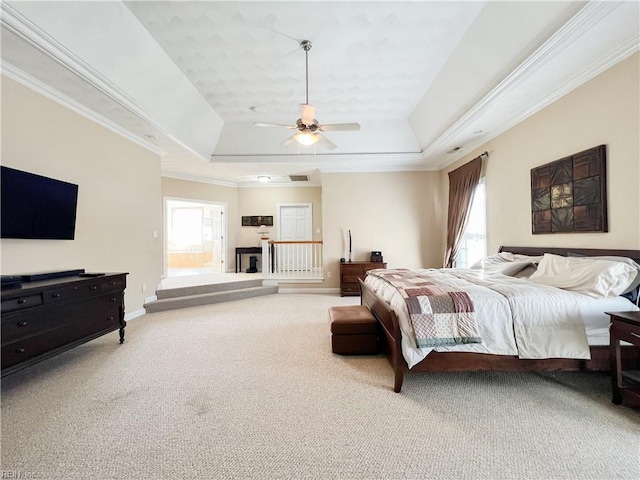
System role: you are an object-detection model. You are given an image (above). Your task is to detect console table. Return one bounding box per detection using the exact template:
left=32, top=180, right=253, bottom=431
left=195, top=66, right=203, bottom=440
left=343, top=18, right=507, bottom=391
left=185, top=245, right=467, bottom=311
left=1, top=272, right=127, bottom=376
left=235, top=247, right=262, bottom=273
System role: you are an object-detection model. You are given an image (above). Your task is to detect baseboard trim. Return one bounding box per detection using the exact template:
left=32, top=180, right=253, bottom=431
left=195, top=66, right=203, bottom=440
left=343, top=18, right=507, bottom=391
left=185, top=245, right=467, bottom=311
left=125, top=308, right=146, bottom=321
left=277, top=287, right=341, bottom=294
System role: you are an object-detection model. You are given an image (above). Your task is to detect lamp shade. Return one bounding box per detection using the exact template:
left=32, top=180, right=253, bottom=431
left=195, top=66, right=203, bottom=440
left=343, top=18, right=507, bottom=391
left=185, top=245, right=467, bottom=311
left=257, top=224, right=269, bottom=239
left=294, top=132, right=320, bottom=146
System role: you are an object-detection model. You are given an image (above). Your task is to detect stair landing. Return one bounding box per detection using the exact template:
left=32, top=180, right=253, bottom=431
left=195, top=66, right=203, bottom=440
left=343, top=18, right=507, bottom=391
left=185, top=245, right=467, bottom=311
left=145, top=274, right=276, bottom=313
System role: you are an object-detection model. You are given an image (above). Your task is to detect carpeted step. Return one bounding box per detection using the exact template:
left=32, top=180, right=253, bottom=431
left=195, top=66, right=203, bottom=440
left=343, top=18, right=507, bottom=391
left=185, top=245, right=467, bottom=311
left=156, top=279, right=263, bottom=299
left=144, top=285, right=278, bottom=313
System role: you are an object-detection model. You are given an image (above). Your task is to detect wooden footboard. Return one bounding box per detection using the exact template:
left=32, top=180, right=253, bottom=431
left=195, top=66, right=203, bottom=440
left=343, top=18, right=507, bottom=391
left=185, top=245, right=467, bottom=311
left=359, top=278, right=406, bottom=392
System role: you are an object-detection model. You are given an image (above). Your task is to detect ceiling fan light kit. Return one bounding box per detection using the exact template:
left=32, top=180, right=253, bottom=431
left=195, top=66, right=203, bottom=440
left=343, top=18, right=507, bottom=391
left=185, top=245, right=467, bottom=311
left=294, top=132, right=320, bottom=146
left=254, top=39, right=360, bottom=150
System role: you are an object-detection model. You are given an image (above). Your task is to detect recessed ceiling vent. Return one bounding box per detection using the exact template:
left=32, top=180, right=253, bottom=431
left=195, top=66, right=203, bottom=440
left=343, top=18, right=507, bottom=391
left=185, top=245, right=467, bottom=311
left=289, top=175, right=309, bottom=182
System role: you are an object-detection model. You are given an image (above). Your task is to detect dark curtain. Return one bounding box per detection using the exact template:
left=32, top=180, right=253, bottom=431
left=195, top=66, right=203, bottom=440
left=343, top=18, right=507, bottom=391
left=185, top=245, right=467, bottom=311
left=443, top=156, right=483, bottom=268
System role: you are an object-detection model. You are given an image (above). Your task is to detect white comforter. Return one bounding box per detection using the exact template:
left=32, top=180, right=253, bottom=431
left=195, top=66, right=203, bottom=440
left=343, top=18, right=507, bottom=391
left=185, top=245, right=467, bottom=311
left=364, top=268, right=638, bottom=368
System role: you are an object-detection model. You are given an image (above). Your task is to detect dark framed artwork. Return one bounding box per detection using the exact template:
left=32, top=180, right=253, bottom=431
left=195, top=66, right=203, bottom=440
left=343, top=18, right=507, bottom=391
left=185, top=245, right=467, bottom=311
left=242, top=215, right=274, bottom=226
left=531, top=145, right=607, bottom=234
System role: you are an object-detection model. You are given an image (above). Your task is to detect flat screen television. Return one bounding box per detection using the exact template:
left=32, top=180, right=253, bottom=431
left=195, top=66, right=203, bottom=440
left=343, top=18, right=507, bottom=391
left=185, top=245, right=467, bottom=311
left=1, top=166, right=79, bottom=240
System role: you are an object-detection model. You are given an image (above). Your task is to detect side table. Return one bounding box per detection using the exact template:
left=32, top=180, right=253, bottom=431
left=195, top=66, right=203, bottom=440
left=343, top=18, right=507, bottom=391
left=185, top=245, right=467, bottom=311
left=608, top=311, right=640, bottom=407
left=339, top=261, right=386, bottom=297
left=235, top=247, right=262, bottom=273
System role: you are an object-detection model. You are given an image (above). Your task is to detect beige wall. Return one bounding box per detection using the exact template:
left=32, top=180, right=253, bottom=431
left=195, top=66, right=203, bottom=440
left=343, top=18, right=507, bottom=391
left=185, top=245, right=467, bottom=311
left=1, top=78, right=163, bottom=315
left=442, top=52, right=640, bottom=254
left=321, top=171, right=444, bottom=289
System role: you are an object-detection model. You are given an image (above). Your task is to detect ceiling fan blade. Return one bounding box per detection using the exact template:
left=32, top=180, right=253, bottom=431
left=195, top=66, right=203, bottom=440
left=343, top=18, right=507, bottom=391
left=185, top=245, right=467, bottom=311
left=280, top=135, right=298, bottom=147
left=254, top=122, right=296, bottom=128
left=319, top=123, right=361, bottom=132
left=301, top=104, right=316, bottom=125
left=317, top=134, right=337, bottom=150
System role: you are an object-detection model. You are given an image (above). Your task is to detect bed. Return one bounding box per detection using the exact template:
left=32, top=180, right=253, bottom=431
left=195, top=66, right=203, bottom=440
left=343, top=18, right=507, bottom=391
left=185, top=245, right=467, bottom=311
left=359, top=246, right=640, bottom=392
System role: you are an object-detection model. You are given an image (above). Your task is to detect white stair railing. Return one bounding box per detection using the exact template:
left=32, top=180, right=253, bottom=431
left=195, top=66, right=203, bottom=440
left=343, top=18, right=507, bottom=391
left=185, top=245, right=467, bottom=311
left=261, top=240, right=324, bottom=281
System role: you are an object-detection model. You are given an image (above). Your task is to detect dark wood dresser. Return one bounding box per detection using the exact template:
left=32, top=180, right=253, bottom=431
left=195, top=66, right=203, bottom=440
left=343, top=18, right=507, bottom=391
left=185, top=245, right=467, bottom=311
left=340, top=261, right=386, bottom=297
left=1, top=272, right=127, bottom=376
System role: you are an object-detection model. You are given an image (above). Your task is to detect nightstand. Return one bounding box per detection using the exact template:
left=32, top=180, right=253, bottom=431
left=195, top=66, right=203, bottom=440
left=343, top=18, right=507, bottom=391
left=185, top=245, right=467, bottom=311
left=340, top=261, right=386, bottom=297
left=608, top=311, right=640, bottom=406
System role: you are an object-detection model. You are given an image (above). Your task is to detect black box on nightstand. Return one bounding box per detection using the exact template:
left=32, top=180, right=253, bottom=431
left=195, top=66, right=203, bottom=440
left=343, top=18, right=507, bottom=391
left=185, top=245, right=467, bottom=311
left=370, top=251, right=383, bottom=262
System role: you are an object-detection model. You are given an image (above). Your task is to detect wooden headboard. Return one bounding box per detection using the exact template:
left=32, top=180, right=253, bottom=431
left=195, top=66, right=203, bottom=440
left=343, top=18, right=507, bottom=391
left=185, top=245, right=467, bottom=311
left=498, top=246, right=640, bottom=265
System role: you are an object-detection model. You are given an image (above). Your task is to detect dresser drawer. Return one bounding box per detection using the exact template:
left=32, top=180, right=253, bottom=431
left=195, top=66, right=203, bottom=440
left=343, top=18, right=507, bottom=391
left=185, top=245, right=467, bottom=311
left=341, top=284, right=361, bottom=294
left=1, top=293, right=43, bottom=313
left=2, top=310, right=121, bottom=369
left=101, top=276, right=126, bottom=293
left=45, top=281, right=101, bottom=304
left=1, top=294, right=123, bottom=342
left=341, top=274, right=362, bottom=284
left=340, top=264, right=362, bottom=274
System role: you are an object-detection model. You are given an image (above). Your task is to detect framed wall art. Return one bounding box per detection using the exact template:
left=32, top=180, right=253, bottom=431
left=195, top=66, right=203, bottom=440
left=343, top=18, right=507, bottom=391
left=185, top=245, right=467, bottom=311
left=531, top=144, right=607, bottom=234
left=241, top=215, right=274, bottom=227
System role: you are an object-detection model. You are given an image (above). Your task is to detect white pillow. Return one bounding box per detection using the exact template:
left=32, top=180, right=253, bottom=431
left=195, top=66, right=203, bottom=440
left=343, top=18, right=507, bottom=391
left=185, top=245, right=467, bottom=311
left=469, top=252, right=540, bottom=276
left=579, top=256, right=640, bottom=295
left=529, top=253, right=637, bottom=298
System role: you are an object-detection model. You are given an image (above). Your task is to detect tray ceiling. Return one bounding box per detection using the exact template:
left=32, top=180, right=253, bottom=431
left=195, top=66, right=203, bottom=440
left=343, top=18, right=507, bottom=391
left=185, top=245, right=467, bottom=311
left=1, top=1, right=638, bottom=186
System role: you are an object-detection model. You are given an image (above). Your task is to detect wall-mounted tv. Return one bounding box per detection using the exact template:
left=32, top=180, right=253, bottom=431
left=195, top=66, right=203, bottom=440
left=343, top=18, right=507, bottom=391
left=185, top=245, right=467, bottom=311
left=1, top=166, right=79, bottom=240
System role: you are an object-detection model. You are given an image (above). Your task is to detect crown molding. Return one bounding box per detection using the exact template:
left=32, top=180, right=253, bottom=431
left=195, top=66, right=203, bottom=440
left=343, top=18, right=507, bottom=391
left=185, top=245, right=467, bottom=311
left=434, top=33, right=639, bottom=171
left=1, top=2, right=208, bottom=162
left=210, top=151, right=423, bottom=163
left=422, top=1, right=629, bottom=159
left=161, top=172, right=239, bottom=188
left=1, top=62, right=168, bottom=156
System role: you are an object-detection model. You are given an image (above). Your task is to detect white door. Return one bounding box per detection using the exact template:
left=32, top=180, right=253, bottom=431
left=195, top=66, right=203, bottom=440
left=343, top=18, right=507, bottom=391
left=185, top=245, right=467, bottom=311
left=278, top=204, right=312, bottom=271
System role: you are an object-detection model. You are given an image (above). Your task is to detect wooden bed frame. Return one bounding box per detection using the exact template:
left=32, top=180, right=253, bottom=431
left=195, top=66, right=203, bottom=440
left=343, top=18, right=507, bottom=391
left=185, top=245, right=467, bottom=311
left=359, top=246, right=640, bottom=392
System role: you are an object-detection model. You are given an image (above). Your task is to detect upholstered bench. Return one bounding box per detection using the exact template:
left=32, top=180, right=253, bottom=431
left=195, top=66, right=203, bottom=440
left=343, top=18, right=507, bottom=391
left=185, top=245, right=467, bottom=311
left=329, top=305, right=379, bottom=355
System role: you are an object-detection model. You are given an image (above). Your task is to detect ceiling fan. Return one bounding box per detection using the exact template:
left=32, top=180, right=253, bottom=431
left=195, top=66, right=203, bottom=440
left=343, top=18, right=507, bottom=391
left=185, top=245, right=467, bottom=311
left=254, top=40, right=360, bottom=150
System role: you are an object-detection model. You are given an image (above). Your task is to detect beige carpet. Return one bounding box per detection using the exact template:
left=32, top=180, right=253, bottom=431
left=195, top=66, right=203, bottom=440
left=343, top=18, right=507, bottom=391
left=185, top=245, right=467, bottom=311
left=1, top=293, right=639, bottom=480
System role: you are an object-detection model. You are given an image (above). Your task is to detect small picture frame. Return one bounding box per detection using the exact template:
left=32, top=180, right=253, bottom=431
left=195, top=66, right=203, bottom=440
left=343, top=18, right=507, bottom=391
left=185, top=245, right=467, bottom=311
left=241, top=216, right=252, bottom=226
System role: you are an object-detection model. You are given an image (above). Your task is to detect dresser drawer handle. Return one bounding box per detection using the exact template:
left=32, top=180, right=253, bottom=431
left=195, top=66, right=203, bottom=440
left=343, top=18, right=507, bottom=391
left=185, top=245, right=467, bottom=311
left=108, top=316, right=114, bottom=321
left=110, top=281, right=117, bottom=286
left=90, top=286, right=98, bottom=290
left=17, top=299, right=27, bottom=304
left=52, top=293, right=61, bottom=298
left=110, top=297, right=117, bottom=302
left=15, top=348, right=25, bottom=354
left=18, top=321, right=28, bottom=327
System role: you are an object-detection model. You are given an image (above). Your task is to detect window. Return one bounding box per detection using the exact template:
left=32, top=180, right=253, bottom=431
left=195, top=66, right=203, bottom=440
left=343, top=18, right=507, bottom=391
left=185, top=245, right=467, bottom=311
left=456, top=179, right=486, bottom=268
